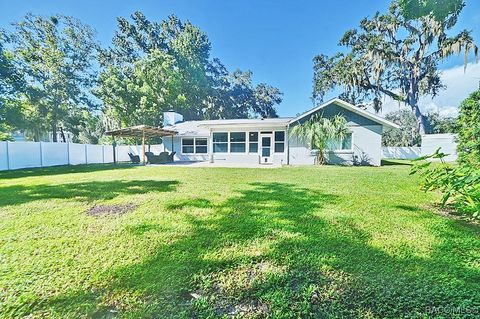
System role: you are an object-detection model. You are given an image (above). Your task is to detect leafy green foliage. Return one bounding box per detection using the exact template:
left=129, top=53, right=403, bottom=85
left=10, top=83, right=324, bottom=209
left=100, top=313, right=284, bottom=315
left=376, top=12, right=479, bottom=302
left=382, top=109, right=421, bottom=146
left=97, top=50, right=185, bottom=127
left=411, top=148, right=480, bottom=219
left=97, top=13, right=282, bottom=129
left=0, top=36, right=25, bottom=139
left=425, top=112, right=458, bottom=133
left=289, top=114, right=348, bottom=164
left=0, top=164, right=478, bottom=317
left=457, top=89, right=480, bottom=167
left=398, top=0, right=465, bottom=21
left=313, top=0, right=477, bottom=134
left=6, top=14, right=99, bottom=142
left=382, top=109, right=458, bottom=146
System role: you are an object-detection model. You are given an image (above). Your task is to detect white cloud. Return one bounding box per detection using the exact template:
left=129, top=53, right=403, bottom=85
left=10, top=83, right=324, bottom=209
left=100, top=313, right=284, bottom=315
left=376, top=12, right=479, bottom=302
left=368, top=62, right=480, bottom=117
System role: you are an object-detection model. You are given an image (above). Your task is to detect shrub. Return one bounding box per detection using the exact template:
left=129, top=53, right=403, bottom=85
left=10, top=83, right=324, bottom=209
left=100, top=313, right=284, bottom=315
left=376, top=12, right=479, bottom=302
left=457, top=89, right=480, bottom=167
left=411, top=149, right=480, bottom=219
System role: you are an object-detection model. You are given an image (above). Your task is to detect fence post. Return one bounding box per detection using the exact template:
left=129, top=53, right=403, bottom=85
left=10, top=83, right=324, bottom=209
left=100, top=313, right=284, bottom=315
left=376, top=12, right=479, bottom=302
left=85, top=144, right=88, bottom=164
left=6, top=141, right=10, bottom=170
left=67, top=142, right=70, bottom=165
left=102, top=145, right=105, bottom=163
left=39, top=142, right=43, bottom=167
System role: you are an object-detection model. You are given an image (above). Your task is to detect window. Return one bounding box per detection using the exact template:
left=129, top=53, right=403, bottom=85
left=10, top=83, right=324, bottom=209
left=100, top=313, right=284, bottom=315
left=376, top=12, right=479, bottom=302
left=213, top=132, right=228, bottom=153
left=195, top=138, right=208, bottom=154
left=182, top=138, right=208, bottom=154
left=230, top=132, right=246, bottom=153
left=326, top=132, right=353, bottom=151
left=249, top=132, right=258, bottom=153
left=274, top=131, right=285, bottom=153
left=182, top=138, right=194, bottom=154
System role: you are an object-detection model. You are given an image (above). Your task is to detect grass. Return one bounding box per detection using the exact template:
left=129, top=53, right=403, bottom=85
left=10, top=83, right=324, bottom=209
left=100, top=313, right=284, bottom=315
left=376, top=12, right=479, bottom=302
left=0, top=163, right=478, bottom=318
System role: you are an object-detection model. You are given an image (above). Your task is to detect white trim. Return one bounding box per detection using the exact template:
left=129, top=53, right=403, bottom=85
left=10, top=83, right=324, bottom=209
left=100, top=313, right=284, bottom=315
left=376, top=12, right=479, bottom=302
left=260, top=132, right=273, bottom=162
left=199, top=122, right=289, bottom=129
left=247, top=131, right=259, bottom=154
left=289, top=98, right=400, bottom=129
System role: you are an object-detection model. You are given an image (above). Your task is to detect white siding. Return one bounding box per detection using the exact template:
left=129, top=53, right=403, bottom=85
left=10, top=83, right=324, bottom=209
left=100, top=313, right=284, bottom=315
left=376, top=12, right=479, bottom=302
left=162, top=136, right=210, bottom=162
left=289, top=125, right=383, bottom=166
left=209, top=126, right=288, bottom=165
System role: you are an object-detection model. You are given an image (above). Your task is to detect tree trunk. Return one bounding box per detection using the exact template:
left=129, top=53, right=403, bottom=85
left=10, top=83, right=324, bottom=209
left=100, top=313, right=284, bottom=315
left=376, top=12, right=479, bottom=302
left=407, top=92, right=428, bottom=136
left=410, top=102, right=428, bottom=136
left=60, top=127, right=66, bottom=143
left=51, top=119, right=58, bottom=142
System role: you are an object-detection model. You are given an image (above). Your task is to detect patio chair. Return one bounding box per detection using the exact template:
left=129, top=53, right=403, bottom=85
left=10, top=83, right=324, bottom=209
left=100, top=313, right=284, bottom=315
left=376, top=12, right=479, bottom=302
left=145, top=151, right=176, bottom=164
left=128, top=152, right=140, bottom=164
left=145, top=151, right=160, bottom=164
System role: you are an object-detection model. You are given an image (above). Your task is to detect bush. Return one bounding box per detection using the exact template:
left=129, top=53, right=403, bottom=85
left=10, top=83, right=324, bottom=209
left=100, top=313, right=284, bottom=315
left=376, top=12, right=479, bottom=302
left=457, top=89, right=480, bottom=167
left=411, top=149, right=480, bottom=219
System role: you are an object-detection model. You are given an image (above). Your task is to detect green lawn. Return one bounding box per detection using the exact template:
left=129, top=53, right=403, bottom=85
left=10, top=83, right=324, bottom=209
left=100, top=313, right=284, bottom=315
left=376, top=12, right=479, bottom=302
left=0, top=163, right=478, bottom=318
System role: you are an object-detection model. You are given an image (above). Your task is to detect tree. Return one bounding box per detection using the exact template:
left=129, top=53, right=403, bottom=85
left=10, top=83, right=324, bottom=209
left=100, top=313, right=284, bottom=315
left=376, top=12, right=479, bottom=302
left=398, top=0, right=464, bottom=21
left=425, top=112, right=458, bottom=133
left=289, top=114, right=348, bottom=165
left=8, top=14, right=98, bottom=142
left=312, top=0, right=477, bottom=135
left=457, top=89, right=480, bottom=167
left=98, top=12, right=282, bottom=127
left=96, top=50, right=185, bottom=128
left=382, top=109, right=421, bottom=146
left=0, top=35, right=24, bottom=140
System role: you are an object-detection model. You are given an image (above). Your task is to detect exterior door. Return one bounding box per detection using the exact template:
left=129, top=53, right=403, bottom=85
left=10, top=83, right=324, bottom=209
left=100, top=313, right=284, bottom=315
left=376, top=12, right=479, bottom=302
left=260, top=133, right=272, bottom=163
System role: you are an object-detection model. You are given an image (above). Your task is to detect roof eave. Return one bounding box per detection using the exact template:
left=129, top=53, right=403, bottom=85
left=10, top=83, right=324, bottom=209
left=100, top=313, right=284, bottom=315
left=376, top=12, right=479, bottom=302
left=288, top=98, right=400, bottom=129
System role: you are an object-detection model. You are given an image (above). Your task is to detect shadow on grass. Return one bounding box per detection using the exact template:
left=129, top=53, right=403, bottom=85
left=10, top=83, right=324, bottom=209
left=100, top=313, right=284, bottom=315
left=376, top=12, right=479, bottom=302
left=0, top=179, right=179, bottom=207
left=0, top=163, right=138, bottom=180
left=21, top=182, right=480, bottom=318
left=381, top=159, right=413, bottom=166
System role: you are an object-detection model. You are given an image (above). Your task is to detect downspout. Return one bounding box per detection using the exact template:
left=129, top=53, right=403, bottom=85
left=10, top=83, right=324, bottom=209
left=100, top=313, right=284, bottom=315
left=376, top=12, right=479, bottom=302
left=286, top=123, right=290, bottom=165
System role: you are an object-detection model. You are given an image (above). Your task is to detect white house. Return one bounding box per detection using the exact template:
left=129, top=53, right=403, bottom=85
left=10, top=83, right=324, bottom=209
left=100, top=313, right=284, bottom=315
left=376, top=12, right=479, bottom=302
left=162, top=98, right=399, bottom=166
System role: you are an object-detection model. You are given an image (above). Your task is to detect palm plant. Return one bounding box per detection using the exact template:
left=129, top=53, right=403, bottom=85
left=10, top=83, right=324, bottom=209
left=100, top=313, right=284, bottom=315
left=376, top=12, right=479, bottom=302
left=289, top=114, right=348, bottom=165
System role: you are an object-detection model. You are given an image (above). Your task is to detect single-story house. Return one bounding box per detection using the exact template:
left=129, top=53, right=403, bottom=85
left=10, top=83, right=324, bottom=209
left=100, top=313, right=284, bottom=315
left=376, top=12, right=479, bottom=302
left=161, top=98, right=399, bottom=166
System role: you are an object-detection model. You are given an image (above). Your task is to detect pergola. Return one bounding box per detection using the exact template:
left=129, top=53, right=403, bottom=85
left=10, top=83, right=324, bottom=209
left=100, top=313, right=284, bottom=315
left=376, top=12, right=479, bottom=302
left=105, top=125, right=177, bottom=165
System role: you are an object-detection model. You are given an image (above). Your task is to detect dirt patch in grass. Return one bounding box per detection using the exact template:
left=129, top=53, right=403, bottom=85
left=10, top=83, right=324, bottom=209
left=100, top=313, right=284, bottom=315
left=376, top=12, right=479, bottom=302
left=87, top=203, right=138, bottom=217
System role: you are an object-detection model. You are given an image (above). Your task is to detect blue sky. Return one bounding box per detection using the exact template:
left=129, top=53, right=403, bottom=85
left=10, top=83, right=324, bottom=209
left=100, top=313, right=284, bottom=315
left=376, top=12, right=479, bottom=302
left=1, top=0, right=479, bottom=117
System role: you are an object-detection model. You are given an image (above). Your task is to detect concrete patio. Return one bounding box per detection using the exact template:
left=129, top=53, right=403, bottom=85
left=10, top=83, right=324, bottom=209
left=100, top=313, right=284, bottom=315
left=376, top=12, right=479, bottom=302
left=158, top=161, right=282, bottom=168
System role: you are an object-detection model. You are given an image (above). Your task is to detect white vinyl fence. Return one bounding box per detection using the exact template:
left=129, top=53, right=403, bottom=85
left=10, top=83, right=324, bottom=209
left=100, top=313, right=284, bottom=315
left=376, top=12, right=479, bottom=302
left=382, top=147, right=421, bottom=160
left=421, top=134, right=458, bottom=162
left=0, top=141, right=166, bottom=171
left=382, top=134, right=458, bottom=162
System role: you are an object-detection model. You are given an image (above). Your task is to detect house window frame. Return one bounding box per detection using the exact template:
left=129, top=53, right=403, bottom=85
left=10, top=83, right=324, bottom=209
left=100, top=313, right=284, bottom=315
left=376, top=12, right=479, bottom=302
left=274, top=130, right=286, bottom=153
left=181, top=137, right=208, bottom=154
left=213, top=132, right=229, bottom=153
left=195, top=137, right=208, bottom=154
left=327, top=132, right=354, bottom=153
left=248, top=131, right=259, bottom=154
left=229, top=132, right=247, bottom=153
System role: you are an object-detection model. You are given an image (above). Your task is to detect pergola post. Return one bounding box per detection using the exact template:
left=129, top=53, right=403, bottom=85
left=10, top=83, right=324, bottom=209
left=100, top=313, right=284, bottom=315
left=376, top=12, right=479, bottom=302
left=104, top=126, right=177, bottom=165
left=112, top=137, right=117, bottom=165
left=142, top=129, right=146, bottom=165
